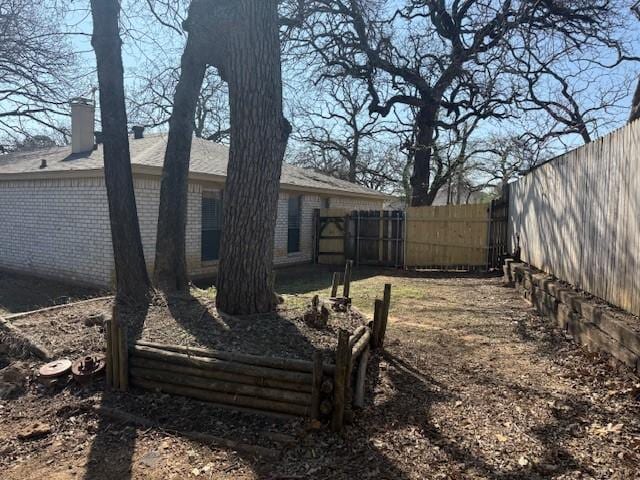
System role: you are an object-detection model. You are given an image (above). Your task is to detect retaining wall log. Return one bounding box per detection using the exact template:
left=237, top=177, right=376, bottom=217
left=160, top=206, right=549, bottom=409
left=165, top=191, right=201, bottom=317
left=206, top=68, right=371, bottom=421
left=130, top=366, right=311, bottom=405
left=352, top=329, right=371, bottom=359
left=348, top=326, right=367, bottom=349
left=131, top=377, right=310, bottom=417
left=506, top=260, right=640, bottom=375
left=132, top=345, right=313, bottom=384
left=129, top=356, right=312, bottom=393
left=353, top=346, right=370, bottom=409
left=136, top=340, right=335, bottom=375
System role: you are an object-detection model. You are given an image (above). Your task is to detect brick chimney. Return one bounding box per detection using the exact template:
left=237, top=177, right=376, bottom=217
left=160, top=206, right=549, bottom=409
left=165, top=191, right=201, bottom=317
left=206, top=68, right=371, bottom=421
left=70, top=97, right=95, bottom=154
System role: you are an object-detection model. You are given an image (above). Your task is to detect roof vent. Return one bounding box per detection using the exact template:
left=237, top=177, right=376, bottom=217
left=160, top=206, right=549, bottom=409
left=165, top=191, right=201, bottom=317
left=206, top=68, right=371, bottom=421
left=39, top=159, right=47, bottom=169
left=132, top=126, right=144, bottom=139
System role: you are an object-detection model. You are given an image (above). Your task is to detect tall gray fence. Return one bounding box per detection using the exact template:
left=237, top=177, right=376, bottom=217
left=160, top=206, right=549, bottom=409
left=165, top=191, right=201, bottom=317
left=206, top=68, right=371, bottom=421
left=508, top=121, right=640, bottom=316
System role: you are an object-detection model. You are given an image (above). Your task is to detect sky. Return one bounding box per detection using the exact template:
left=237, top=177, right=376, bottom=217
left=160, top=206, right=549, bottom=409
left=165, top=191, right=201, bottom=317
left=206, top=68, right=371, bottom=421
left=47, top=1, right=640, bottom=178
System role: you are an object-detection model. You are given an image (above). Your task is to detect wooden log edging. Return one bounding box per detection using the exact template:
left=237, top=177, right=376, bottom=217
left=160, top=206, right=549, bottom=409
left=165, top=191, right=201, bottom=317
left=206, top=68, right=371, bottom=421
left=136, top=340, right=335, bottom=375
left=0, top=315, right=52, bottom=361
left=504, top=259, right=640, bottom=375
left=4, top=295, right=114, bottom=321
left=132, top=345, right=314, bottom=384
left=128, top=342, right=334, bottom=419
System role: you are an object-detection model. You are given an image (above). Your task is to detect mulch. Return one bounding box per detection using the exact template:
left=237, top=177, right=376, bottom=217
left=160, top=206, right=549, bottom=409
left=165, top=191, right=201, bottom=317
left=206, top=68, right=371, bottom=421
left=128, top=293, right=366, bottom=362
left=1, top=275, right=640, bottom=479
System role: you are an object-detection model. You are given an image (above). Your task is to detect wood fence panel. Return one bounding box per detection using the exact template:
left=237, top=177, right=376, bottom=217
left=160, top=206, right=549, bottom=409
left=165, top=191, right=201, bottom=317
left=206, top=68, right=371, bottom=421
left=405, top=203, right=490, bottom=267
left=509, top=121, right=640, bottom=316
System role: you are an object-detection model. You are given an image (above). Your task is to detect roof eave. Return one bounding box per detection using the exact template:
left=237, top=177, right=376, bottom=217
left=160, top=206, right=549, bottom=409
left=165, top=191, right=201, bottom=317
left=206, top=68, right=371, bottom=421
left=0, top=164, right=390, bottom=201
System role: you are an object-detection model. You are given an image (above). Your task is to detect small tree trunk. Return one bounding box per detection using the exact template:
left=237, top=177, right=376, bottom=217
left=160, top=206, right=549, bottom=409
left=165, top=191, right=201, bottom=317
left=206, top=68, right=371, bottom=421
left=154, top=35, right=207, bottom=292
left=215, top=0, right=290, bottom=314
left=90, top=0, right=150, bottom=303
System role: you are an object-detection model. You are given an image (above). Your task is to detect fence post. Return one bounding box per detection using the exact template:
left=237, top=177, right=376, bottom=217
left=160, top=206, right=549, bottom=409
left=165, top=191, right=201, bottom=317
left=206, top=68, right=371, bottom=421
left=343, top=260, right=353, bottom=298
left=371, top=299, right=384, bottom=349
left=380, top=284, right=392, bottom=348
left=105, top=319, right=113, bottom=389
left=330, top=272, right=341, bottom=298
left=332, top=329, right=351, bottom=432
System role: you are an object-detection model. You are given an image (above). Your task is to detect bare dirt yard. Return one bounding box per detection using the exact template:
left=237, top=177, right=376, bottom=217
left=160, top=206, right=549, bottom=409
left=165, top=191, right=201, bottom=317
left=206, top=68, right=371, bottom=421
left=1, top=266, right=640, bottom=479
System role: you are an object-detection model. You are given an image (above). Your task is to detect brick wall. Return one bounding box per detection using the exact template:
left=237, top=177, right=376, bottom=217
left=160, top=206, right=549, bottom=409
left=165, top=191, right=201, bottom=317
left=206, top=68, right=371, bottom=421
left=0, top=177, right=113, bottom=287
left=0, top=175, right=383, bottom=287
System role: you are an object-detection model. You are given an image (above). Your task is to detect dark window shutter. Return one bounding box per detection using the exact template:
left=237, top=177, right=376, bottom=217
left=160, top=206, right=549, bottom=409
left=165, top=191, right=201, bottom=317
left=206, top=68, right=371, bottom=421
left=202, top=192, right=223, bottom=261
left=287, top=195, right=302, bottom=253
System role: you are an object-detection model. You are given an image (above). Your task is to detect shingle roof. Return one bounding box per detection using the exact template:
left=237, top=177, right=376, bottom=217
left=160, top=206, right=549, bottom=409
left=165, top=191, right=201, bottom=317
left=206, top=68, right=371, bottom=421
left=0, top=134, right=386, bottom=199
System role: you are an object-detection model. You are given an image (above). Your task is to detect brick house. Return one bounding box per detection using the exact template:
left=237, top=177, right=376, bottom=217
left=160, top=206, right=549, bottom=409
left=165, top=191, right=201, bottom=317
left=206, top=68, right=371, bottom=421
left=0, top=100, right=385, bottom=288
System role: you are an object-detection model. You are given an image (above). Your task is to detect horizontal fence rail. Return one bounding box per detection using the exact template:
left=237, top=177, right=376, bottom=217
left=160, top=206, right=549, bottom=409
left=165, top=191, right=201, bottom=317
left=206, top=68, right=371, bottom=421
left=509, top=120, right=640, bottom=316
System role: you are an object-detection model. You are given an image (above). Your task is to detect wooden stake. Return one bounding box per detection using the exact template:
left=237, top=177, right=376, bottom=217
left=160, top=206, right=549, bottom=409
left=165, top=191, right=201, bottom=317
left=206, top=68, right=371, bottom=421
left=343, top=260, right=353, bottom=298
left=331, top=329, right=351, bottom=432
left=371, top=299, right=384, bottom=349
left=354, top=346, right=370, bottom=408
left=105, top=319, right=113, bottom=389
left=330, top=272, right=341, bottom=298
left=310, top=351, right=323, bottom=419
left=118, top=324, right=129, bottom=392
left=380, top=283, right=392, bottom=348
left=110, top=319, right=120, bottom=390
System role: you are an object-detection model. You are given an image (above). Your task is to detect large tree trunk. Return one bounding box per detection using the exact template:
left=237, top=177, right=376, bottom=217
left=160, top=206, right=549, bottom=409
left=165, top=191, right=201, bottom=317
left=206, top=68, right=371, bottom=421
left=154, top=35, right=207, bottom=292
left=214, top=0, right=290, bottom=314
left=90, top=0, right=150, bottom=303
left=410, top=106, right=437, bottom=206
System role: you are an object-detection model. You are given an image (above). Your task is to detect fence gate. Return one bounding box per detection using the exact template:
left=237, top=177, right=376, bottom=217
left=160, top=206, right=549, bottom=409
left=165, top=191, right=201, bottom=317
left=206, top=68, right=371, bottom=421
left=404, top=203, right=487, bottom=269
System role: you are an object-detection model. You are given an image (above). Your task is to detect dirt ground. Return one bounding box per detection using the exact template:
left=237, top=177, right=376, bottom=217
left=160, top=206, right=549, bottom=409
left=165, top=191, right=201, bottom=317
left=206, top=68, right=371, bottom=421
left=0, top=271, right=104, bottom=317
left=2, top=267, right=640, bottom=479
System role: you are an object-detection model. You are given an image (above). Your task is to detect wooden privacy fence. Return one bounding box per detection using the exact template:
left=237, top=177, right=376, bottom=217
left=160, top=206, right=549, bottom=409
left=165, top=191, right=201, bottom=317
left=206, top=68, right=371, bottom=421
left=314, top=201, right=507, bottom=270
left=509, top=120, right=640, bottom=316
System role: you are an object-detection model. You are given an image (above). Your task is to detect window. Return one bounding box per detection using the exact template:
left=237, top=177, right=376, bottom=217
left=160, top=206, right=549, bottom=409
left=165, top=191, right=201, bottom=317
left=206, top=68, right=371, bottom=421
left=201, top=191, right=223, bottom=261
left=322, top=197, right=330, bottom=209
left=287, top=195, right=302, bottom=253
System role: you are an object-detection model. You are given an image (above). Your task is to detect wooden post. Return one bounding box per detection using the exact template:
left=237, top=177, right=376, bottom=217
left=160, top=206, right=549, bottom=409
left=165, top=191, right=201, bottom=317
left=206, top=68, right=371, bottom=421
left=118, top=324, right=129, bottom=391
left=343, top=260, right=353, bottom=298
left=331, top=329, right=351, bottom=432
left=371, top=299, right=384, bottom=348
left=105, top=319, right=113, bottom=389
left=380, top=283, right=392, bottom=348
left=354, top=346, right=369, bottom=408
left=311, top=351, right=323, bottom=419
left=330, top=272, right=341, bottom=298
left=110, top=319, right=121, bottom=390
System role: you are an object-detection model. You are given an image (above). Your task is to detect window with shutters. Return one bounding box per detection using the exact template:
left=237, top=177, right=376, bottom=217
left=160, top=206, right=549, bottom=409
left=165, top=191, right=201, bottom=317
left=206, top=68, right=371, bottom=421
left=287, top=195, right=302, bottom=253
left=201, top=191, right=223, bottom=261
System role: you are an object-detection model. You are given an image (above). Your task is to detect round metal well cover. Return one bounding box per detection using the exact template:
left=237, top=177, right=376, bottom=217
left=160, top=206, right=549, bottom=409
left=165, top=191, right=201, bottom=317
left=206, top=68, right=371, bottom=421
left=39, top=359, right=72, bottom=378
